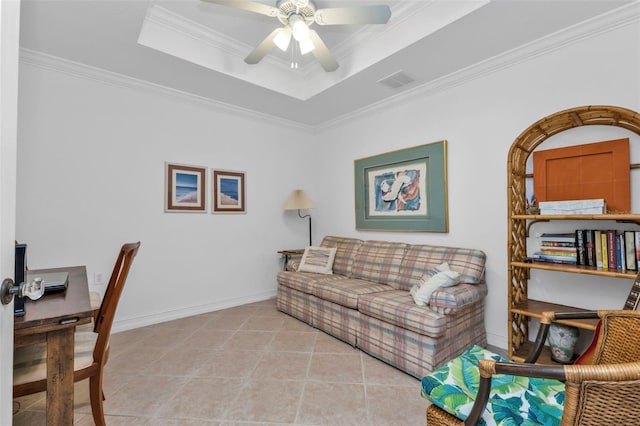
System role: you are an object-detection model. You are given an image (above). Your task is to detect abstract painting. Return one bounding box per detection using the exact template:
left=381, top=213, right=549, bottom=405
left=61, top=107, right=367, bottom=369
left=354, top=141, right=448, bottom=232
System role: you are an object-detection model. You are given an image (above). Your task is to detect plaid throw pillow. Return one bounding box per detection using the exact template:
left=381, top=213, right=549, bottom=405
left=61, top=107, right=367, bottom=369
left=298, top=246, right=337, bottom=274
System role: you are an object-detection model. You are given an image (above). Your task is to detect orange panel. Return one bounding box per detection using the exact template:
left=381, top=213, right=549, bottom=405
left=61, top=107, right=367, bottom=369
left=533, top=139, right=630, bottom=213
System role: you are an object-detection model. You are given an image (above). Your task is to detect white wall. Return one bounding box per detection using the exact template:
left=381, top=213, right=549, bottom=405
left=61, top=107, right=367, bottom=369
left=16, top=64, right=316, bottom=330
left=16, top=11, right=639, bottom=348
left=309, top=18, right=640, bottom=348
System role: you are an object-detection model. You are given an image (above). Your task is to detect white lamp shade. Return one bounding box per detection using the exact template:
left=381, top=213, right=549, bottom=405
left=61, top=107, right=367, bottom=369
left=274, top=27, right=292, bottom=51
left=284, top=189, right=315, bottom=210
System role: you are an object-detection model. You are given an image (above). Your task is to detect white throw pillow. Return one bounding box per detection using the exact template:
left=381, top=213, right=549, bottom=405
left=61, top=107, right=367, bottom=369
left=297, top=246, right=337, bottom=274
left=426, top=270, right=461, bottom=288
left=410, top=281, right=441, bottom=306
left=410, top=263, right=462, bottom=305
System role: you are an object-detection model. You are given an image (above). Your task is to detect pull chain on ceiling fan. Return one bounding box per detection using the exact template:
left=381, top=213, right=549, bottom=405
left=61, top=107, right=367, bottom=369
left=201, top=0, right=391, bottom=72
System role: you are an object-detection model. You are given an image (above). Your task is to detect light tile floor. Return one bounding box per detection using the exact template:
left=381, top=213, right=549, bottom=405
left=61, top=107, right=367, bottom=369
left=13, top=299, right=427, bottom=425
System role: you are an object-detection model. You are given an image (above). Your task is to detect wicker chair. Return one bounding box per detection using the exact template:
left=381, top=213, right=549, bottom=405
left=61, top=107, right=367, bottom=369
left=425, top=310, right=640, bottom=426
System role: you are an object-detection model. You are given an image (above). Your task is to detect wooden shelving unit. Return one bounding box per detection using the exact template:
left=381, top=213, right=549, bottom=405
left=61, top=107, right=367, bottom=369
left=506, top=105, right=640, bottom=362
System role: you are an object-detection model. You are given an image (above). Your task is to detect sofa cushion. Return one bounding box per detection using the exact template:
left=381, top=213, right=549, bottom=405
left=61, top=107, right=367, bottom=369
left=421, top=345, right=565, bottom=426
left=429, top=283, right=488, bottom=314
left=320, top=236, right=364, bottom=277
left=277, top=271, right=347, bottom=295
left=397, top=244, right=487, bottom=291
left=350, top=240, right=407, bottom=288
left=358, top=290, right=447, bottom=338
left=298, top=246, right=337, bottom=274
left=313, top=278, right=391, bottom=309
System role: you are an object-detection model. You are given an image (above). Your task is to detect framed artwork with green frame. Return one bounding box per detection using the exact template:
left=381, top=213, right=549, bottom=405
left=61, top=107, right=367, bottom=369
left=354, top=140, right=449, bottom=232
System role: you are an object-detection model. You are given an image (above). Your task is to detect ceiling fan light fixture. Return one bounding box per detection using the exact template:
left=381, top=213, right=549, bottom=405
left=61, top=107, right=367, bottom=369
left=299, top=38, right=315, bottom=55
left=274, top=27, right=292, bottom=51
left=290, top=14, right=309, bottom=41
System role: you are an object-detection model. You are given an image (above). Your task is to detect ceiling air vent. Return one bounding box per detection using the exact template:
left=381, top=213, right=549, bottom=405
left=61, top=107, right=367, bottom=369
left=377, top=71, right=415, bottom=89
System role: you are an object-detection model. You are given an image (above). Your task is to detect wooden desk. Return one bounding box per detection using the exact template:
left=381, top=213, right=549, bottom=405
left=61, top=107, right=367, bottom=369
left=14, top=265, right=94, bottom=426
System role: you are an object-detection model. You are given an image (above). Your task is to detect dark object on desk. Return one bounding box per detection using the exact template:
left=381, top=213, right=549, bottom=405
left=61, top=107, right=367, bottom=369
left=13, top=241, right=141, bottom=426
left=14, top=243, right=27, bottom=317
left=27, top=271, right=69, bottom=295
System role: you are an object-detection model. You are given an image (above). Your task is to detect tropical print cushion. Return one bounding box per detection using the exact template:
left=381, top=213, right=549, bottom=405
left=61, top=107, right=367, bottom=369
left=421, top=345, right=565, bottom=426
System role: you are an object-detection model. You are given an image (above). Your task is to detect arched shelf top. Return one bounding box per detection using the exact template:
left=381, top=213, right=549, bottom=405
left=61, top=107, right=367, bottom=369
left=509, top=105, right=640, bottom=160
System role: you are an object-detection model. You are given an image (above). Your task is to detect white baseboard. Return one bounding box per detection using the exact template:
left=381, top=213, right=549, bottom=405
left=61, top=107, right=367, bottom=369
left=111, top=290, right=277, bottom=334
left=485, top=330, right=508, bottom=351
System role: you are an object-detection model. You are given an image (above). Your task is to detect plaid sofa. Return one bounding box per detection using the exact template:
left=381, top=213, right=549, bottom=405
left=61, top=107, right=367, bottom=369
left=276, top=236, right=488, bottom=378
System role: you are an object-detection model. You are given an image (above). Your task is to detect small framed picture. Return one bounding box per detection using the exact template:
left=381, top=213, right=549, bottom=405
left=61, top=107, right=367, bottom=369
left=165, top=162, right=207, bottom=212
left=212, top=170, right=246, bottom=214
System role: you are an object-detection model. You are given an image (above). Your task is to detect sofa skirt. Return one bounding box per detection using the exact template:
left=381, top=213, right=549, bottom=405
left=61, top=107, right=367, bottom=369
left=276, top=284, right=359, bottom=346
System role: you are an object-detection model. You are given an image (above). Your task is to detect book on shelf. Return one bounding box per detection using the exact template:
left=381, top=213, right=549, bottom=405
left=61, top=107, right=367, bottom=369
left=601, top=232, right=608, bottom=270
left=594, top=230, right=603, bottom=268
left=625, top=230, right=637, bottom=272
left=585, top=230, right=596, bottom=267
left=539, top=233, right=576, bottom=243
left=541, top=241, right=575, bottom=248
left=538, top=247, right=577, bottom=256
left=617, top=233, right=624, bottom=271
left=607, top=230, right=617, bottom=270
left=531, top=252, right=577, bottom=264
left=575, top=230, right=586, bottom=266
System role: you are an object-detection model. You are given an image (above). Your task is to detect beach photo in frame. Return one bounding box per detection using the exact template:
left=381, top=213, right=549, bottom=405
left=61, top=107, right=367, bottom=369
left=213, top=169, right=246, bottom=214
left=165, top=162, right=207, bottom=212
left=354, top=141, right=448, bottom=232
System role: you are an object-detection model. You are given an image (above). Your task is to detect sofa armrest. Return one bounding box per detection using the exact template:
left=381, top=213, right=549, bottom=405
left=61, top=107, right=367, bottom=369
left=429, top=283, right=487, bottom=314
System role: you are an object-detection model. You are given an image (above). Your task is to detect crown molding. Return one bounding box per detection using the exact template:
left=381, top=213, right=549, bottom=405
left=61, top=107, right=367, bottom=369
left=19, top=48, right=313, bottom=132
left=314, top=1, right=640, bottom=133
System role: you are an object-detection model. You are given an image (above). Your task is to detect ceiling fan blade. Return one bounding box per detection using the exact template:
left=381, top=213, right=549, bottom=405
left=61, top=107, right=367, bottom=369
left=200, top=0, right=279, bottom=17
left=244, top=29, right=280, bottom=64
left=308, top=30, right=338, bottom=72
left=314, top=5, right=391, bottom=25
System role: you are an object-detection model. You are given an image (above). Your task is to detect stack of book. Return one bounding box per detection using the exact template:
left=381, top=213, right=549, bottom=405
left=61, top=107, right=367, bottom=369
left=538, top=199, right=606, bottom=215
left=575, top=230, right=640, bottom=271
left=532, top=233, right=577, bottom=264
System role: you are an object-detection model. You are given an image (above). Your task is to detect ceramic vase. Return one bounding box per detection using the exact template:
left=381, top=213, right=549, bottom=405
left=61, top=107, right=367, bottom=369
left=548, top=323, right=580, bottom=364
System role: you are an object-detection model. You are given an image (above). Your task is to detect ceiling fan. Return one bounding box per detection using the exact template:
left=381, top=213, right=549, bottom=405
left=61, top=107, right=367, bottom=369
left=201, top=0, right=391, bottom=72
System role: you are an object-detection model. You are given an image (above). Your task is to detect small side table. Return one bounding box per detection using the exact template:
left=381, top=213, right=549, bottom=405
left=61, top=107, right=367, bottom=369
left=277, top=249, right=305, bottom=271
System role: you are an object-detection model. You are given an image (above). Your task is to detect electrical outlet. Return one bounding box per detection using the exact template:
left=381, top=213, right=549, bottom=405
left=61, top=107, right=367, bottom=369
left=94, top=272, right=106, bottom=286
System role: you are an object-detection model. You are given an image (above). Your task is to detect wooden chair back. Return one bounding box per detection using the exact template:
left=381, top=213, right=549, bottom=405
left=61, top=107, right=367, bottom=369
left=92, top=241, right=140, bottom=365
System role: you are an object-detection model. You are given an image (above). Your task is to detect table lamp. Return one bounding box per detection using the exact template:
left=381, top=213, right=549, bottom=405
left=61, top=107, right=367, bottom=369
left=284, top=189, right=315, bottom=246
